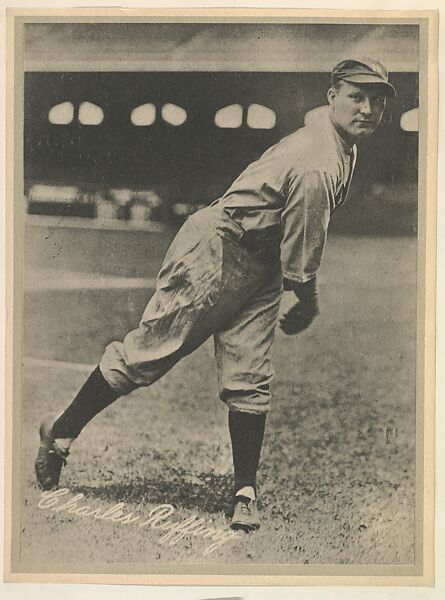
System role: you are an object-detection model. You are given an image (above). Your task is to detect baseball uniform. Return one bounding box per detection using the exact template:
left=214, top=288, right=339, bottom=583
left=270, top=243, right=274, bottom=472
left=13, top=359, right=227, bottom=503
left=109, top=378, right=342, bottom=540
left=99, top=105, right=357, bottom=414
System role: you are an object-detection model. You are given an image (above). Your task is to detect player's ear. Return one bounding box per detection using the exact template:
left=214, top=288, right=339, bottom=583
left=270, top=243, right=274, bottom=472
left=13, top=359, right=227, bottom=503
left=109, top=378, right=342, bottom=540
left=327, top=87, right=336, bottom=105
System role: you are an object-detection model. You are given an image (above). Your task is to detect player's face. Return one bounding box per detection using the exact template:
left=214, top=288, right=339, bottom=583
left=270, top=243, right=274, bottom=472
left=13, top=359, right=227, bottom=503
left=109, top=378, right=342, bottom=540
left=327, top=81, right=387, bottom=144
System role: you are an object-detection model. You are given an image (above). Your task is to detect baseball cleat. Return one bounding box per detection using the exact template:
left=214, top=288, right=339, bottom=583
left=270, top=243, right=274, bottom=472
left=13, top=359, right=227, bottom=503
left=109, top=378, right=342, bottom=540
left=230, top=495, right=260, bottom=532
left=35, top=415, right=69, bottom=491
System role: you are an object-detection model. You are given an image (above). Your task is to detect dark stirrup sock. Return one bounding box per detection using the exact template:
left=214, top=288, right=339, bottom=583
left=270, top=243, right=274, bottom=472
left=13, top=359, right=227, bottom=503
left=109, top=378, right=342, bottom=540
left=52, top=366, right=121, bottom=439
left=228, top=409, right=266, bottom=495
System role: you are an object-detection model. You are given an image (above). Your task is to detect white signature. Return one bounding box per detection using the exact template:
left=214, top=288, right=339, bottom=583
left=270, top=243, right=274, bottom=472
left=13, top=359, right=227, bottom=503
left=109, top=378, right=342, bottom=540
left=38, top=488, right=240, bottom=556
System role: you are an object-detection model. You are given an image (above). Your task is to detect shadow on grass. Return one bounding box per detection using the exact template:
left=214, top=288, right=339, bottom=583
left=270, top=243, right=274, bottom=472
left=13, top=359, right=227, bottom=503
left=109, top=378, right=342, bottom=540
left=72, top=469, right=234, bottom=515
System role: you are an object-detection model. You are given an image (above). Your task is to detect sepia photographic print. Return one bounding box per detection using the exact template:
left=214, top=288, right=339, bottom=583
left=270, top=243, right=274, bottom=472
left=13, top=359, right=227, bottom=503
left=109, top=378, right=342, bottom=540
left=4, top=7, right=438, bottom=586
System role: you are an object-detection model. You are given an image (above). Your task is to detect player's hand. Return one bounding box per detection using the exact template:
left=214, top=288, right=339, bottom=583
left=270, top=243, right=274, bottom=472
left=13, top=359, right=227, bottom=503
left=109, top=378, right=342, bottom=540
left=279, top=302, right=318, bottom=335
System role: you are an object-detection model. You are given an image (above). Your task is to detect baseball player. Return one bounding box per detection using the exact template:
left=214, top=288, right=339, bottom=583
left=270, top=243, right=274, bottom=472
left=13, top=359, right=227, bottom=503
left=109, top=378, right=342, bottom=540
left=35, top=58, right=396, bottom=532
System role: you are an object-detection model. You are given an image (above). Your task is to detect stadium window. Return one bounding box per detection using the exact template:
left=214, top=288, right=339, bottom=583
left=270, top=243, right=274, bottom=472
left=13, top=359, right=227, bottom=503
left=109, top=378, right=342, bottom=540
left=48, top=101, right=74, bottom=125
left=131, top=103, right=156, bottom=126
left=215, top=104, right=243, bottom=129
left=247, top=104, right=276, bottom=129
left=78, top=101, right=104, bottom=126
left=400, top=108, right=418, bottom=132
left=161, top=103, right=187, bottom=126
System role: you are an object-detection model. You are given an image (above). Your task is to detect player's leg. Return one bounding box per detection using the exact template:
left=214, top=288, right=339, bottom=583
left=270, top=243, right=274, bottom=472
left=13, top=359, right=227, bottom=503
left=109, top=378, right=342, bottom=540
left=35, top=206, right=270, bottom=491
left=214, top=269, right=283, bottom=530
left=35, top=213, right=225, bottom=490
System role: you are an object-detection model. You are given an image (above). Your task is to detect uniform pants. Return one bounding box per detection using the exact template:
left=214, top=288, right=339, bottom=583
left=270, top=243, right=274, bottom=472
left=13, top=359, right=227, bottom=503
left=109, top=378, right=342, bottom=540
left=100, top=205, right=283, bottom=414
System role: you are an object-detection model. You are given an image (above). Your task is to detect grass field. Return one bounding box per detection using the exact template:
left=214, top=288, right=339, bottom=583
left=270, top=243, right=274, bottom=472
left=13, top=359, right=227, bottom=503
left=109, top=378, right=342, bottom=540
left=19, top=221, right=417, bottom=568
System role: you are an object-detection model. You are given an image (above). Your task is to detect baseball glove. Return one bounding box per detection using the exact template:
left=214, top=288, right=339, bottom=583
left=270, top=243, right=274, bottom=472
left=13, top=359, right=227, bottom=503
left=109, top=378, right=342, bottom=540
left=279, top=302, right=319, bottom=335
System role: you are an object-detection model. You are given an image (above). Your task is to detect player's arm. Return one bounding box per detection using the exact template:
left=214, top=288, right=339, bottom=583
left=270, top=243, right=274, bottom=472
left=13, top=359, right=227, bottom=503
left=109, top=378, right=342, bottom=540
left=279, top=169, right=333, bottom=335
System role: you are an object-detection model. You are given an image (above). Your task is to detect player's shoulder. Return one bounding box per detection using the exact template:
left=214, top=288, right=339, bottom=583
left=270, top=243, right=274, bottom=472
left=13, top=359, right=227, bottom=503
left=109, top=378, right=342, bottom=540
left=261, top=123, right=312, bottom=168
left=273, top=106, right=341, bottom=174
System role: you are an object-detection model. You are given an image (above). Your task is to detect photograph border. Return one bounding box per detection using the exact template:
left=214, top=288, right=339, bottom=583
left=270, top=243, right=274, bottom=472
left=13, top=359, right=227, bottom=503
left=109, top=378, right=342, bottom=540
left=4, top=6, right=439, bottom=587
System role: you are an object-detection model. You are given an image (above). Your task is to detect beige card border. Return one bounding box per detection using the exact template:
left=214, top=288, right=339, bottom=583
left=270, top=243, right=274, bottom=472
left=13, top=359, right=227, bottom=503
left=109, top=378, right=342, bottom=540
left=4, top=7, right=439, bottom=587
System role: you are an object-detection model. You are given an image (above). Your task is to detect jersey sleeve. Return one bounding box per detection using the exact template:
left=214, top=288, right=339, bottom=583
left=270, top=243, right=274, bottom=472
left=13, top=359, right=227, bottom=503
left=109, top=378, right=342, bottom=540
left=280, top=169, right=333, bottom=283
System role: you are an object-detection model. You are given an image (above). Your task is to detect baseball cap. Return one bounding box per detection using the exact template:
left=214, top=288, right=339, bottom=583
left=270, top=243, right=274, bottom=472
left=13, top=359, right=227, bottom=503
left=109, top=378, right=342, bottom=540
left=330, top=58, right=396, bottom=97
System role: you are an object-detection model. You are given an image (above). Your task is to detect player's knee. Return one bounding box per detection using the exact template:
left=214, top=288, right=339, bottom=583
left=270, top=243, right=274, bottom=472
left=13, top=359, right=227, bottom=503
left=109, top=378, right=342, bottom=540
left=221, top=384, right=271, bottom=414
left=100, top=341, right=158, bottom=394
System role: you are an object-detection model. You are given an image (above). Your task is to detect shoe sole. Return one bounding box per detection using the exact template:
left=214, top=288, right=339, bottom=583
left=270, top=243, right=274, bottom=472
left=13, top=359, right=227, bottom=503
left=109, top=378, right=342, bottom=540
left=230, top=520, right=260, bottom=532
